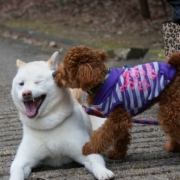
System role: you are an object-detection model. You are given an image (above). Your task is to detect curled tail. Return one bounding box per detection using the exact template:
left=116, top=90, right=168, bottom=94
left=167, top=52, right=180, bottom=68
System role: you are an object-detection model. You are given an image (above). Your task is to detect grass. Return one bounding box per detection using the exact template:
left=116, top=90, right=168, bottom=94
left=148, top=49, right=166, bottom=61
left=1, top=19, right=128, bottom=50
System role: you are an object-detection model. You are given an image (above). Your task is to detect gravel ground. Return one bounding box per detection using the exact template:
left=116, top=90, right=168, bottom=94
left=1, top=35, right=180, bottom=180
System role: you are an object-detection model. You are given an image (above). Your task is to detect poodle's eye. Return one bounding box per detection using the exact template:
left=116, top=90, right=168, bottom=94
left=19, top=82, right=24, bottom=86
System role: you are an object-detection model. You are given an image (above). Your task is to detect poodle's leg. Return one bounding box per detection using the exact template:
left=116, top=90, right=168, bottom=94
left=159, top=101, right=180, bottom=152
left=107, top=106, right=132, bottom=160
left=82, top=105, right=132, bottom=160
left=107, top=130, right=131, bottom=160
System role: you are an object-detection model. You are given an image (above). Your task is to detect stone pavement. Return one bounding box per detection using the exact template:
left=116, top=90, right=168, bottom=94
left=1, top=33, right=180, bottom=180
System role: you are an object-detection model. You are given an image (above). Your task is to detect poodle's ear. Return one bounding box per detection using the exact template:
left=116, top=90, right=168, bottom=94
left=96, top=50, right=108, bottom=62
left=76, top=50, right=108, bottom=90
left=78, top=65, right=103, bottom=90
left=47, top=51, right=59, bottom=70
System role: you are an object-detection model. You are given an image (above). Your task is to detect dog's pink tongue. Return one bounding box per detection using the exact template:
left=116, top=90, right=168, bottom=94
left=24, top=101, right=37, bottom=117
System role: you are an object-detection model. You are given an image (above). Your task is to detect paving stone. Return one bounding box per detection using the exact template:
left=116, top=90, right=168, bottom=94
left=0, top=34, right=180, bottom=180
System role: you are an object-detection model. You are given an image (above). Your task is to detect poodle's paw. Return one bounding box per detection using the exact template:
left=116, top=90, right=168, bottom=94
left=107, top=149, right=126, bottom=160
left=163, top=142, right=175, bottom=152
left=82, top=142, right=100, bottom=155
left=163, top=141, right=180, bottom=152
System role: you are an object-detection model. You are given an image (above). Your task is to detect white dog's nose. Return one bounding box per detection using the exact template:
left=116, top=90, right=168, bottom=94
left=22, top=90, right=32, bottom=99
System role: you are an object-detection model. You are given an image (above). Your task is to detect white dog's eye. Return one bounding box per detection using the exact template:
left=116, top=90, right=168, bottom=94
left=35, top=80, right=44, bottom=84
left=19, top=82, right=24, bottom=86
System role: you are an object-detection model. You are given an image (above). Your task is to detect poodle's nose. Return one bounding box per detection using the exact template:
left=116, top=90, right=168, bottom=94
left=52, top=72, right=56, bottom=77
left=22, top=90, right=32, bottom=99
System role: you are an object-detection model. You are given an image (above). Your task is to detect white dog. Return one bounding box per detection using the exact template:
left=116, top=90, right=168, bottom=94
left=10, top=52, right=114, bottom=180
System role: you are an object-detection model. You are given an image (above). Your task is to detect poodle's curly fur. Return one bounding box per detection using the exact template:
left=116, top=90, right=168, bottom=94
left=54, top=45, right=180, bottom=159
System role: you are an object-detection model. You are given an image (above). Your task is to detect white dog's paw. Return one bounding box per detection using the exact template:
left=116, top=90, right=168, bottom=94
left=94, top=166, right=114, bottom=180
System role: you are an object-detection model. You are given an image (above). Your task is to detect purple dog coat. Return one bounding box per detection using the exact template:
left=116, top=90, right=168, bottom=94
left=93, top=62, right=177, bottom=117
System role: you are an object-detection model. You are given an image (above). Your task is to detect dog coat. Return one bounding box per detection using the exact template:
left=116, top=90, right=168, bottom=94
left=93, top=62, right=177, bottom=117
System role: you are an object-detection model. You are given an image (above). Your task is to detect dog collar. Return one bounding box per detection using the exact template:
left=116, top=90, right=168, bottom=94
left=86, top=69, right=110, bottom=95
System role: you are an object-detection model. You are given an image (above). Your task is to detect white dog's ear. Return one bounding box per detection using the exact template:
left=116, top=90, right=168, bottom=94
left=48, top=51, right=59, bottom=70
left=16, top=59, right=26, bottom=68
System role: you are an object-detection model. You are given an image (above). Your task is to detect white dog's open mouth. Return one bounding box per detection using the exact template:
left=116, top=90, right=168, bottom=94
left=24, top=95, right=46, bottom=118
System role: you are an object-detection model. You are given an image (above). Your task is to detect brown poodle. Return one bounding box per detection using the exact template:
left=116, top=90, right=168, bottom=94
left=54, top=45, right=180, bottom=160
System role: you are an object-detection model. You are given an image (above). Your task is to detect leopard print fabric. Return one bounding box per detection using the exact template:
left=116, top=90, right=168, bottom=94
left=163, top=21, right=180, bottom=58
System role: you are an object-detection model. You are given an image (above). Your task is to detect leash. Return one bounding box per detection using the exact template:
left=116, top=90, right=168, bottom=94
left=82, top=106, right=159, bottom=125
